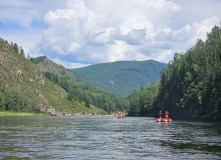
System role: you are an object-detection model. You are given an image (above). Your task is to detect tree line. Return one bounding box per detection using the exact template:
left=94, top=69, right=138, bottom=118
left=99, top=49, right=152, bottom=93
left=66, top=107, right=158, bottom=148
left=128, top=25, right=221, bottom=120
left=0, top=85, right=41, bottom=113
left=43, top=71, right=129, bottom=114
left=10, top=42, right=25, bottom=57
left=30, top=56, right=47, bottom=64
left=128, top=82, right=159, bottom=116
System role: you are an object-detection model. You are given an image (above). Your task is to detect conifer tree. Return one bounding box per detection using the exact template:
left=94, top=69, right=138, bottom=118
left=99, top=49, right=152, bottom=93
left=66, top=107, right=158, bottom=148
left=20, top=46, right=25, bottom=56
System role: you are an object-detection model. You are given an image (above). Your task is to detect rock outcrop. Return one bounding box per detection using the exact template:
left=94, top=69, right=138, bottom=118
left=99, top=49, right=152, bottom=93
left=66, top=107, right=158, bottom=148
left=36, top=103, right=72, bottom=116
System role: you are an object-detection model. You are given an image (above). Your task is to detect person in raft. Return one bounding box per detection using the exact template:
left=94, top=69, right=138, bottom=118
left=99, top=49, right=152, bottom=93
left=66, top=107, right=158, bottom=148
left=165, top=111, right=169, bottom=120
left=158, top=110, right=162, bottom=119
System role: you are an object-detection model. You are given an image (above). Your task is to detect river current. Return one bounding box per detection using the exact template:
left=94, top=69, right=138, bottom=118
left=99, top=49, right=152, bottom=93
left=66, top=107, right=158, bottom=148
left=0, top=116, right=220, bottom=159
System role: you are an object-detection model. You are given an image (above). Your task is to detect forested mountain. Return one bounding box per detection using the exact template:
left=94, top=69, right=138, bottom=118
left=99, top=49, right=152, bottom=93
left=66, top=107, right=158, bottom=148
left=0, top=38, right=106, bottom=115
left=2, top=25, right=220, bottom=120
left=69, top=60, right=167, bottom=97
left=30, top=56, right=129, bottom=114
left=128, top=25, right=221, bottom=121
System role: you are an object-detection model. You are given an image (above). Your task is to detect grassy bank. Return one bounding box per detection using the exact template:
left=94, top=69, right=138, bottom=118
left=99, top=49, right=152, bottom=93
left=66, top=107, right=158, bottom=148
left=0, top=111, right=46, bottom=116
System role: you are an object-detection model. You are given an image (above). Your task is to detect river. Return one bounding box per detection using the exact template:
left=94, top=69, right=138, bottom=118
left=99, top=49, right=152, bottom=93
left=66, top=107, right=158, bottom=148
left=0, top=116, right=220, bottom=159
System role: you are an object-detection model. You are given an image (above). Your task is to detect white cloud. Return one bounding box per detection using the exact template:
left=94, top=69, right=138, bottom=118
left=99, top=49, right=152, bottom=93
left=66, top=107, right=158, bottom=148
left=172, top=16, right=220, bottom=43
left=153, top=16, right=220, bottom=57
left=106, top=41, right=138, bottom=62
left=0, top=0, right=67, bottom=57
left=122, top=29, right=147, bottom=45
left=38, top=0, right=184, bottom=65
left=1, top=0, right=221, bottom=68
left=68, top=42, right=80, bottom=53
left=189, top=16, right=220, bottom=43
left=0, top=0, right=37, bottom=28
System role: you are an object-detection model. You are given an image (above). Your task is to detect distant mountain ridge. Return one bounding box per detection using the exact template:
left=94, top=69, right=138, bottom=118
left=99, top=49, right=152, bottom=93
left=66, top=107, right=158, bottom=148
left=69, top=60, right=167, bottom=96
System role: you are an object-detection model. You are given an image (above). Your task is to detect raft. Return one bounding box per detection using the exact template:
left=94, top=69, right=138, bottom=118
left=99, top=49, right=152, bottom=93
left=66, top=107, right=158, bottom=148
left=156, top=118, right=172, bottom=122
left=117, top=115, right=126, bottom=119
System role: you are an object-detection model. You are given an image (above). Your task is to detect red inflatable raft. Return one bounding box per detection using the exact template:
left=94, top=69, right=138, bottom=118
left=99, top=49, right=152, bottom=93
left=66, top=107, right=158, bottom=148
left=156, top=118, right=172, bottom=122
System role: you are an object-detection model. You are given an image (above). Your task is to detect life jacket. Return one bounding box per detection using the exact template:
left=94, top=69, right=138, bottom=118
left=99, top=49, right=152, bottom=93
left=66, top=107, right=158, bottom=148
left=158, top=111, right=162, bottom=115
left=165, top=112, right=168, bottom=118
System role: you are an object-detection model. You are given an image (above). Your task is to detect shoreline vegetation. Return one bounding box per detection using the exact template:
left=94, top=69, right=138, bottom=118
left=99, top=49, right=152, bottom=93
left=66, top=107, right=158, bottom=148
left=0, top=111, right=216, bottom=122
left=0, top=113, right=215, bottom=123
left=0, top=111, right=125, bottom=117
left=0, top=111, right=46, bottom=116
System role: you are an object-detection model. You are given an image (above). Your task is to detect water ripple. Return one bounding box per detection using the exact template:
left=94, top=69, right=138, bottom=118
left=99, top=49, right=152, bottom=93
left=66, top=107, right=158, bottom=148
left=0, top=116, right=221, bottom=159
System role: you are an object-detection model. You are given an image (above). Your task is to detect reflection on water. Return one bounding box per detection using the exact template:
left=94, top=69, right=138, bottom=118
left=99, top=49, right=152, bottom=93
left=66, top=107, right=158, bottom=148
left=0, top=116, right=221, bottom=159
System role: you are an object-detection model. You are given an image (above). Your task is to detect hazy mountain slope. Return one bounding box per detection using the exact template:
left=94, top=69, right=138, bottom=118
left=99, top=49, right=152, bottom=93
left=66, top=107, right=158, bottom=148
left=69, top=60, right=167, bottom=96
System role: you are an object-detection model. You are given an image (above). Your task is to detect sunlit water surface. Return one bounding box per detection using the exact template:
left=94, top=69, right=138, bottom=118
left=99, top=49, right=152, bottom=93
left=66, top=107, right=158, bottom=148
left=0, top=116, right=221, bottom=159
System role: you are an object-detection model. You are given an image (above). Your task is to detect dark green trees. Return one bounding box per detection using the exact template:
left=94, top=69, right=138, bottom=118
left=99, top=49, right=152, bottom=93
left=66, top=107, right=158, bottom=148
left=158, top=25, right=221, bottom=120
left=20, top=46, right=25, bottom=56
left=128, top=25, right=221, bottom=120
left=30, top=56, right=47, bottom=64
left=128, top=82, right=159, bottom=116
left=0, top=87, right=41, bottom=113
left=10, top=42, right=25, bottom=57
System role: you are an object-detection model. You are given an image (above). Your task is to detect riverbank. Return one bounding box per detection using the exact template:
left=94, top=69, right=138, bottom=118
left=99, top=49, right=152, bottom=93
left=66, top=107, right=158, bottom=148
left=0, top=111, right=46, bottom=116
left=0, top=111, right=118, bottom=117
left=0, top=110, right=127, bottom=117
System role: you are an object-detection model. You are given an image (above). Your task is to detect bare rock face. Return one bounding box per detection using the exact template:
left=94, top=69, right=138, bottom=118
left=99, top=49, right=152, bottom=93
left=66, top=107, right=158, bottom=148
left=40, top=79, right=45, bottom=85
left=35, top=103, right=56, bottom=116
left=35, top=103, right=73, bottom=116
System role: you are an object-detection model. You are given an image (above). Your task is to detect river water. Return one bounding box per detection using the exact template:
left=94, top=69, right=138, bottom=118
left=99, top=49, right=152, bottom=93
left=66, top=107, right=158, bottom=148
left=0, top=116, right=220, bottom=160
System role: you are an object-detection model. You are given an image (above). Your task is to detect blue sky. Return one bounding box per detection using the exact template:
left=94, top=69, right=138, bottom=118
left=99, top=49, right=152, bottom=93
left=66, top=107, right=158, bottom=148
left=0, top=0, right=221, bottom=68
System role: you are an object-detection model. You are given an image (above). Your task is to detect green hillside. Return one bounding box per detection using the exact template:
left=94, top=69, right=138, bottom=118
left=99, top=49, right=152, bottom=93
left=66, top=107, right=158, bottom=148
left=0, top=38, right=106, bottom=116
left=69, top=60, right=167, bottom=96
left=32, top=56, right=129, bottom=113
left=31, top=56, right=80, bottom=83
